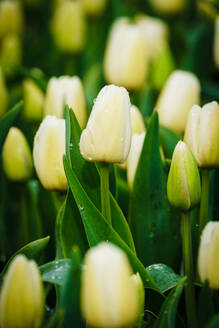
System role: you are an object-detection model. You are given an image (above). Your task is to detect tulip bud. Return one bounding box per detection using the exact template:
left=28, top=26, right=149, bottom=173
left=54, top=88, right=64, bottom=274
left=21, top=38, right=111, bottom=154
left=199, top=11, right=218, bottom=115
left=149, top=0, right=187, bottom=15
left=0, top=67, right=8, bottom=117
left=0, top=255, right=44, bottom=328
left=214, top=16, right=219, bottom=69
left=130, top=105, right=145, bottom=135
left=104, top=18, right=148, bottom=91
left=156, top=70, right=200, bottom=135
left=51, top=0, right=86, bottom=53
left=80, top=85, right=131, bottom=163
left=44, top=76, right=86, bottom=128
left=127, top=132, right=145, bottom=189
left=33, top=116, right=67, bottom=190
left=23, top=79, right=44, bottom=121
left=130, top=272, right=145, bottom=316
left=81, top=242, right=140, bottom=328
left=2, top=127, right=33, bottom=182
left=167, top=141, right=201, bottom=211
left=136, top=15, right=169, bottom=61
left=184, top=101, right=219, bottom=168
left=0, top=33, right=22, bottom=78
left=198, top=222, right=219, bottom=289
left=0, top=0, right=23, bottom=38
left=82, top=0, right=107, bottom=16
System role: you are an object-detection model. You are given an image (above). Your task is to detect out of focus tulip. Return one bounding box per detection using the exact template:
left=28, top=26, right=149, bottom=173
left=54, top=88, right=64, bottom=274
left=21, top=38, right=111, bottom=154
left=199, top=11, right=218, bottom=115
left=198, top=222, right=219, bottom=289
left=83, top=0, right=107, bottom=16
left=127, top=132, right=145, bottom=189
left=149, top=0, right=187, bottom=15
left=136, top=15, right=169, bottom=61
left=0, top=0, right=23, bottom=38
left=51, top=0, right=86, bottom=53
left=2, top=127, right=33, bottom=181
left=156, top=70, right=200, bottom=135
left=0, top=67, right=8, bottom=117
left=33, top=116, right=67, bottom=190
left=184, top=101, right=219, bottom=168
left=167, top=141, right=201, bottom=211
left=44, top=76, right=86, bottom=128
left=81, top=242, right=140, bottom=328
left=214, top=16, right=219, bottom=69
left=80, top=85, right=131, bottom=163
left=104, top=18, right=148, bottom=91
left=23, top=79, right=44, bottom=121
left=0, top=33, right=22, bottom=77
left=0, top=255, right=44, bottom=328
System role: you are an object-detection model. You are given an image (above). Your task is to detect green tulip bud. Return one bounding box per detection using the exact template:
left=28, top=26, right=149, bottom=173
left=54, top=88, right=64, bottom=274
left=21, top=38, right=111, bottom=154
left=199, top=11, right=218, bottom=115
left=0, top=33, right=22, bottom=78
left=23, top=79, right=44, bottom=121
left=2, top=127, right=33, bottom=181
left=167, top=141, right=201, bottom=211
left=82, top=0, right=107, bottom=16
left=0, top=255, right=44, bottom=328
left=0, top=0, right=23, bottom=38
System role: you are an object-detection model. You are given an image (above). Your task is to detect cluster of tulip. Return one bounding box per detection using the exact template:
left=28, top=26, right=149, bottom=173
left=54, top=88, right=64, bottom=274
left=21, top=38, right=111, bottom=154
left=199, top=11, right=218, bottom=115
left=0, top=0, right=219, bottom=327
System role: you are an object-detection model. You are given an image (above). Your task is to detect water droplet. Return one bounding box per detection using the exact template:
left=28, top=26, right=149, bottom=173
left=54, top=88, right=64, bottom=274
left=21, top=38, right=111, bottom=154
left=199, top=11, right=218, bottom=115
left=69, top=143, right=73, bottom=149
left=88, top=156, right=93, bottom=161
left=79, top=205, right=84, bottom=211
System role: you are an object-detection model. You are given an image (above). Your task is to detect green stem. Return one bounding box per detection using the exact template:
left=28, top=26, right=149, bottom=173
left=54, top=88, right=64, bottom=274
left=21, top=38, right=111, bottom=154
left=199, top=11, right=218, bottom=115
left=100, top=163, right=111, bottom=225
left=20, top=186, right=29, bottom=245
left=199, top=169, right=210, bottom=236
left=182, top=212, right=197, bottom=328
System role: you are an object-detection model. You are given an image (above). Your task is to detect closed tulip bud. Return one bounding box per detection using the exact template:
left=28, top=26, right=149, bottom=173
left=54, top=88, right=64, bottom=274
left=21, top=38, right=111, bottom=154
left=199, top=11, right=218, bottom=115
left=117, top=106, right=145, bottom=170
left=83, top=0, right=107, bottom=16
left=136, top=15, right=169, bottom=61
left=0, top=33, right=22, bottom=78
left=33, top=116, right=67, bottom=190
left=167, top=141, right=201, bottom=211
left=0, top=255, right=44, bottom=328
left=81, top=242, right=140, bottom=328
left=130, top=273, right=145, bottom=315
left=156, top=70, right=200, bottom=135
left=0, top=0, right=23, bottom=38
left=127, top=132, right=145, bottom=189
left=198, top=222, right=219, bottom=289
left=130, top=105, right=145, bottom=135
left=2, top=127, right=33, bottom=181
left=80, top=85, right=131, bottom=163
left=23, top=79, right=44, bottom=121
left=214, top=16, right=219, bottom=69
left=184, top=101, right=219, bottom=168
left=51, top=0, right=86, bottom=53
left=44, top=76, right=86, bottom=128
left=149, top=0, right=187, bottom=15
left=0, top=67, right=8, bottom=117
left=104, top=18, right=148, bottom=91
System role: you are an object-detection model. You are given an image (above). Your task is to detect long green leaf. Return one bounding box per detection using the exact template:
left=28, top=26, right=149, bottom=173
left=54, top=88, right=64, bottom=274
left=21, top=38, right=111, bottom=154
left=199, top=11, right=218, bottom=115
left=128, top=111, right=181, bottom=269
left=63, top=156, right=160, bottom=292
left=40, top=259, right=72, bottom=286
left=154, top=277, right=186, bottom=328
left=0, top=236, right=50, bottom=278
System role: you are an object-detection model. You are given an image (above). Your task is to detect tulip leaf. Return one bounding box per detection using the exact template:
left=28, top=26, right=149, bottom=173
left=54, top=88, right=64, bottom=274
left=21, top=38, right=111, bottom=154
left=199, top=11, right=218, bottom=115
left=65, top=108, right=136, bottom=253
left=146, top=264, right=182, bottom=293
left=0, top=101, right=22, bottom=150
left=0, top=236, right=50, bottom=278
left=60, top=190, right=89, bottom=258
left=63, top=156, right=160, bottom=293
left=57, top=249, right=83, bottom=327
left=206, top=315, right=219, bottom=328
left=128, top=111, right=181, bottom=269
left=40, top=259, right=72, bottom=286
left=154, top=277, right=186, bottom=328
left=197, top=281, right=215, bottom=327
